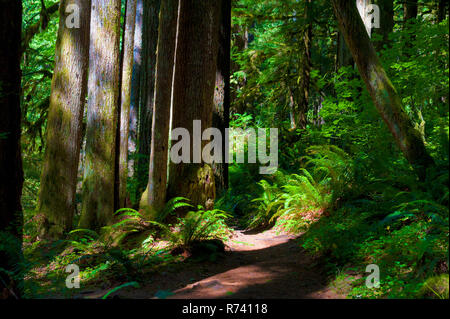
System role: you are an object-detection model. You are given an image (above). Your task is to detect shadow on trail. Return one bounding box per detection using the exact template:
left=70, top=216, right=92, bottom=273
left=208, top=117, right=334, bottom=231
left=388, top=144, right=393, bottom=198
left=86, top=229, right=342, bottom=299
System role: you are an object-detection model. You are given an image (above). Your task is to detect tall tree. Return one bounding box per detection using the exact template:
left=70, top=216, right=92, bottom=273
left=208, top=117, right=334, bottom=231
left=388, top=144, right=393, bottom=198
left=374, top=0, right=394, bottom=51
left=37, top=0, right=91, bottom=238
left=118, top=0, right=138, bottom=209
left=167, top=0, right=222, bottom=209
left=331, top=0, right=434, bottom=180
left=212, top=0, right=231, bottom=195
left=293, top=0, right=312, bottom=130
left=129, top=0, right=144, bottom=181
left=79, top=0, right=122, bottom=229
left=135, top=0, right=161, bottom=198
left=141, top=0, right=179, bottom=216
left=0, top=0, right=23, bottom=298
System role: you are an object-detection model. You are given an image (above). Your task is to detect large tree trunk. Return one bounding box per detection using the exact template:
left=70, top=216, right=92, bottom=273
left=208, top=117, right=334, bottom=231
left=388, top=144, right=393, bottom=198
left=331, top=0, right=434, bottom=180
left=79, top=0, right=122, bottom=230
left=212, top=0, right=231, bottom=196
left=167, top=0, right=221, bottom=210
left=0, top=0, right=23, bottom=299
left=140, top=0, right=179, bottom=217
left=118, top=0, right=138, bottom=209
left=37, top=0, right=91, bottom=238
left=135, top=0, right=160, bottom=199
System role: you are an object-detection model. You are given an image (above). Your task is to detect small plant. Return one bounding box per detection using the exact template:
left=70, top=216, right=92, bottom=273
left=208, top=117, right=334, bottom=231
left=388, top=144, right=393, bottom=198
left=172, top=206, right=231, bottom=251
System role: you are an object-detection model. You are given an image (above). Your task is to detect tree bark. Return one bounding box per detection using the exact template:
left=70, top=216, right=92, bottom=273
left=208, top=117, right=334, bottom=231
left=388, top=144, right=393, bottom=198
left=135, top=0, right=160, bottom=198
left=331, top=0, right=434, bottom=180
left=0, top=0, right=23, bottom=299
left=38, top=0, right=91, bottom=238
left=212, top=0, right=231, bottom=195
left=167, top=0, right=221, bottom=210
left=129, top=0, right=144, bottom=191
left=374, top=0, right=394, bottom=51
left=294, top=0, right=312, bottom=130
left=118, top=0, right=137, bottom=209
left=140, top=0, right=179, bottom=217
left=79, top=0, right=121, bottom=230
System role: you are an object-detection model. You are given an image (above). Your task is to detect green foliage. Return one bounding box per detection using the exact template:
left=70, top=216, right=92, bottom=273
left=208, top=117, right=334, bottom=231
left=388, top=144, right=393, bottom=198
left=171, top=207, right=231, bottom=250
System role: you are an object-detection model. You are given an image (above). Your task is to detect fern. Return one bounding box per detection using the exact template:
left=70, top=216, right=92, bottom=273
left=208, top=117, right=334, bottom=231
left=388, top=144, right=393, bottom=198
left=173, top=207, right=230, bottom=249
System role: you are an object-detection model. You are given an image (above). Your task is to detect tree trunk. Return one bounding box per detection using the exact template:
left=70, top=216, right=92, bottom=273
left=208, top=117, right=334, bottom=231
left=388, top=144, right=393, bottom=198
left=37, top=0, right=91, bottom=238
left=135, top=0, right=160, bottom=199
left=331, top=0, right=434, bottom=180
left=212, top=0, right=231, bottom=196
left=129, top=0, right=144, bottom=195
left=294, top=0, right=312, bottom=130
left=0, top=0, right=23, bottom=299
left=79, top=0, right=121, bottom=230
left=140, top=0, right=179, bottom=217
left=374, top=0, right=394, bottom=51
left=438, top=0, right=449, bottom=22
left=337, top=31, right=354, bottom=69
left=118, top=0, right=137, bottom=209
left=167, top=0, right=221, bottom=210
left=404, top=0, right=419, bottom=22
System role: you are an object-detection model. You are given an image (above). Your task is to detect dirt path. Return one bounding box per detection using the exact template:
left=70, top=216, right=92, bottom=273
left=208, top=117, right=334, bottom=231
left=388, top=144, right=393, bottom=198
left=83, top=228, right=343, bottom=299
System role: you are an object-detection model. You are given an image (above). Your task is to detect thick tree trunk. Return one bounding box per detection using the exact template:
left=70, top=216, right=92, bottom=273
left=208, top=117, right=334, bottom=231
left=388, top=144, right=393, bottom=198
left=0, top=0, right=23, bottom=299
left=118, top=0, right=137, bottom=209
left=135, top=0, right=160, bottom=198
left=79, top=0, right=121, bottom=230
left=331, top=0, right=434, bottom=180
left=37, top=0, right=91, bottom=238
left=140, top=0, right=179, bottom=217
left=167, top=0, right=221, bottom=210
left=212, top=0, right=231, bottom=195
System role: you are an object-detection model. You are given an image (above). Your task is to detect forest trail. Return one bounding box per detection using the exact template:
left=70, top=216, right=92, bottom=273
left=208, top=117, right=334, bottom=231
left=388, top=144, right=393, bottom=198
left=86, top=229, right=344, bottom=299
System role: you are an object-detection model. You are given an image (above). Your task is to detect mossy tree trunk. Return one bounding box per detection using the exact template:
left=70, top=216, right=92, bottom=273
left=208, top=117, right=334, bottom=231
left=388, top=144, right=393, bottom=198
left=141, top=0, right=179, bottom=217
left=79, top=0, right=122, bottom=230
left=331, top=0, right=434, bottom=180
left=212, top=0, right=231, bottom=196
left=167, top=0, right=222, bottom=210
left=118, top=0, right=138, bottom=209
left=37, top=0, right=91, bottom=238
left=0, top=0, right=23, bottom=298
left=135, top=0, right=160, bottom=199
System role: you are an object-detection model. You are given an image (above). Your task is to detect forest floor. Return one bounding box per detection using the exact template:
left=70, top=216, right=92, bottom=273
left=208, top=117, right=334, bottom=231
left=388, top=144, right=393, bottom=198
left=80, top=228, right=345, bottom=299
